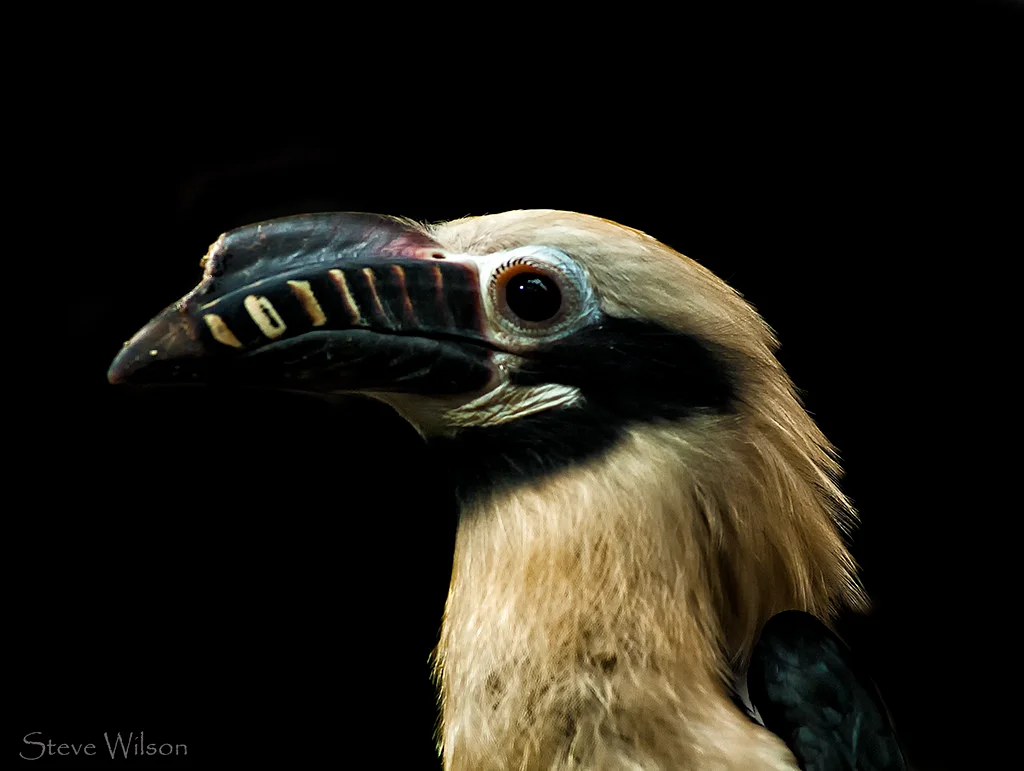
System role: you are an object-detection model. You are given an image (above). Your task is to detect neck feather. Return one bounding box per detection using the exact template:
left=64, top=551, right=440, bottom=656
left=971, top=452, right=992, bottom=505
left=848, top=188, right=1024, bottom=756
left=434, top=417, right=863, bottom=769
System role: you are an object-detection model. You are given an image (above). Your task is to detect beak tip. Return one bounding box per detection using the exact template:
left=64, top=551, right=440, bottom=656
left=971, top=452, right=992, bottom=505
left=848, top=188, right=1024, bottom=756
left=107, top=345, right=143, bottom=385
left=108, top=308, right=208, bottom=386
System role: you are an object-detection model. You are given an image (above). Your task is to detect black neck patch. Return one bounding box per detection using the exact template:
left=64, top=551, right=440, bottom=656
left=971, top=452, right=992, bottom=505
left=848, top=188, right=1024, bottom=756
left=429, top=317, right=738, bottom=507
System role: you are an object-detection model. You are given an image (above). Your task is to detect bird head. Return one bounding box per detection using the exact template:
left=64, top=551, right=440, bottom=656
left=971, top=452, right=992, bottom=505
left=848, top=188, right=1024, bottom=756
left=109, top=209, right=864, bottom=667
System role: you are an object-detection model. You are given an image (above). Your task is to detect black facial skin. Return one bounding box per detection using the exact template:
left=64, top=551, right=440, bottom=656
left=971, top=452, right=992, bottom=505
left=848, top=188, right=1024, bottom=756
left=430, top=317, right=738, bottom=508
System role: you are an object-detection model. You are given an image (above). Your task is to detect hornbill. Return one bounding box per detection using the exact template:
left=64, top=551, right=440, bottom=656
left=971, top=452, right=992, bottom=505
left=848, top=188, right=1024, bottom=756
left=109, top=210, right=904, bottom=770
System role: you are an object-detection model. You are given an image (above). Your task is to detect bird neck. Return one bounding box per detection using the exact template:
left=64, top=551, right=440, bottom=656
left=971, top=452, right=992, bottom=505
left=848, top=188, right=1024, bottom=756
left=433, top=419, right=833, bottom=769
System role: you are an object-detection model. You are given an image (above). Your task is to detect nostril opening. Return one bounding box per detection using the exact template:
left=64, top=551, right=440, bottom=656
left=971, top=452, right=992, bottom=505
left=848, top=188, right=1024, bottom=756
left=414, top=248, right=446, bottom=260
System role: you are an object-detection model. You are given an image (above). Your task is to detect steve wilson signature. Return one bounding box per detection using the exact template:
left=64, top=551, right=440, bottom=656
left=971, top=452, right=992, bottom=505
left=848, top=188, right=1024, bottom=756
left=20, top=732, right=188, bottom=760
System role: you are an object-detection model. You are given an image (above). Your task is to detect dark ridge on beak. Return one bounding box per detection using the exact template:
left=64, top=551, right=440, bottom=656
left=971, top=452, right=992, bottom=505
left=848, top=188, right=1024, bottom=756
left=108, top=212, right=494, bottom=397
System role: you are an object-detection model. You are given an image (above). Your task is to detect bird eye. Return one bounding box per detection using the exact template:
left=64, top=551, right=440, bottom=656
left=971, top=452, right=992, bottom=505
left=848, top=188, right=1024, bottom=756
left=483, top=247, right=594, bottom=342
left=505, top=271, right=562, bottom=322
left=491, top=259, right=570, bottom=331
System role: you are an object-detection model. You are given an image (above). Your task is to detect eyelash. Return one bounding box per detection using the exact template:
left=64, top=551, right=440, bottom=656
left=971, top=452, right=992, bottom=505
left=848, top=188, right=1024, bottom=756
left=488, top=257, right=532, bottom=290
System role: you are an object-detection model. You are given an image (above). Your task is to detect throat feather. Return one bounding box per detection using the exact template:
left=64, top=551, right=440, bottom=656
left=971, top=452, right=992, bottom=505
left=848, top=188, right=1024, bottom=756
left=433, top=420, right=861, bottom=769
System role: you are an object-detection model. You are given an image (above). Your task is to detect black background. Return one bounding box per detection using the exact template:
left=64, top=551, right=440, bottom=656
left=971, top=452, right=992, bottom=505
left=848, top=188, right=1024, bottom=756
left=11, top=2, right=1018, bottom=768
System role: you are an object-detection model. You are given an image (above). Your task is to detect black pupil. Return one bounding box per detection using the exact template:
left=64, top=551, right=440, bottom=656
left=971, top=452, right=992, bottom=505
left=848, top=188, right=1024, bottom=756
left=505, top=272, right=562, bottom=322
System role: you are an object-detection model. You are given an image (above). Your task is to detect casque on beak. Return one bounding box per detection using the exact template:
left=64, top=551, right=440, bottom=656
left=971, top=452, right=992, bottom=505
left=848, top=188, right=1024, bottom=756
left=107, top=213, right=498, bottom=397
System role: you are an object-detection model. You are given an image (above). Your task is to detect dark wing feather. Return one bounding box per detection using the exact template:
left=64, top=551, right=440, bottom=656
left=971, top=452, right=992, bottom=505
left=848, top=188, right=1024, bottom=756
left=748, top=611, right=906, bottom=771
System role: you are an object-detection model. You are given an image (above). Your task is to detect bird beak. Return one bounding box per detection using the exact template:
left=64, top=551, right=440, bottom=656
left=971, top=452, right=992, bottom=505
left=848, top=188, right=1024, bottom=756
left=107, top=213, right=497, bottom=398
